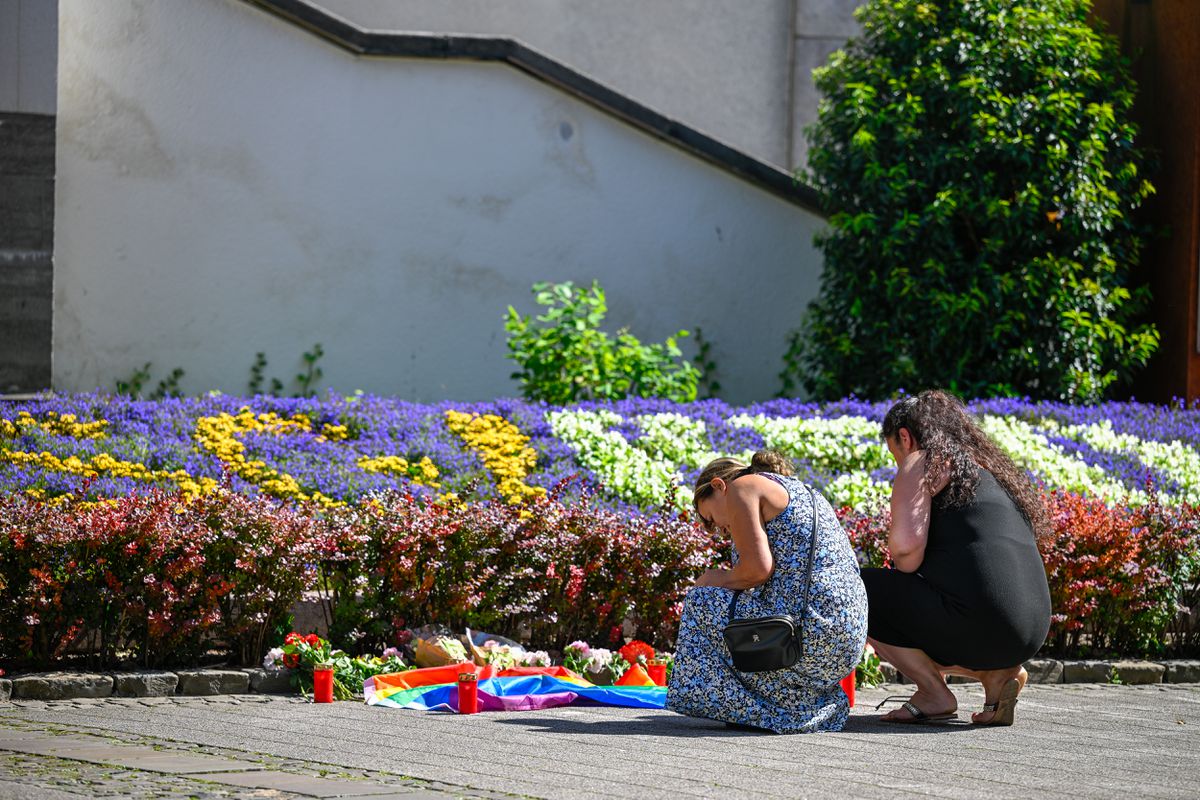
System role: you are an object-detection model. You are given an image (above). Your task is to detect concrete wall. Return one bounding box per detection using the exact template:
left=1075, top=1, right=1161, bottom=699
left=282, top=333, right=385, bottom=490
left=0, top=0, right=57, bottom=114
left=789, top=0, right=861, bottom=170
left=53, top=0, right=827, bottom=403
left=316, top=0, right=862, bottom=170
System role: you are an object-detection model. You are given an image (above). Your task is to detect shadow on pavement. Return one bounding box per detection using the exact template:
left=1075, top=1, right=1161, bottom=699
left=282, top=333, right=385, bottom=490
left=490, top=712, right=983, bottom=736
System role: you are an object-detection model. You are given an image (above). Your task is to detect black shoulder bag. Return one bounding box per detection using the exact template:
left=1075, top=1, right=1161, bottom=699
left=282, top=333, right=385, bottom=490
left=721, top=483, right=820, bottom=673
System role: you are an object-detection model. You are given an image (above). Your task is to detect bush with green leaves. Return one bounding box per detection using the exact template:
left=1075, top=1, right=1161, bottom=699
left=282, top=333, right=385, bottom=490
left=786, top=0, right=1158, bottom=403
left=505, top=281, right=700, bottom=403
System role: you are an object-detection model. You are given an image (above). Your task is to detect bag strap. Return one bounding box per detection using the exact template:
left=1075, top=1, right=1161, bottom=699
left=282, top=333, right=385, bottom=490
left=725, top=484, right=823, bottom=696
left=727, top=482, right=822, bottom=626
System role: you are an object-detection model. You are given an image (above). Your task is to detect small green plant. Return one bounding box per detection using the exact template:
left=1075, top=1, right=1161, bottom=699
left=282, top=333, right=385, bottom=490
left=115, top=364, right=184, bottom=399
left=248, top=352, right=268, bottom=395
left=1108, top=664, right=1123, bottom=685
left=151, top=368, right=185, bottom=400
left=115, top=363, right=153, bottom=397
left=692, top=327, right=722, bottom=399
left=505, top=281, right=700, bottom=403
left=246, top=346, right=324, bottom=397
left=295, top=343, right=325, bottom=397
left=856, top=644, right=886, bottom=689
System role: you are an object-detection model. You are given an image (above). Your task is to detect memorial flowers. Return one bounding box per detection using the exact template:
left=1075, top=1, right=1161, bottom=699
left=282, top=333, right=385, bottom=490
left=269, top=631, right=409, bottom=700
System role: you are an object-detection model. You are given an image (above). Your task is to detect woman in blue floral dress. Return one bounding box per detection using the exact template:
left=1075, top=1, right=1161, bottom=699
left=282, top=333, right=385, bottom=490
left=666, top=450, right=868, bottom=733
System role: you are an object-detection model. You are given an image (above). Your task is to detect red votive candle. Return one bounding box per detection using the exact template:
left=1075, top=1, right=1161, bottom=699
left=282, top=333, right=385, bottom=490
left=313, top=665, right=334, bottom=704
left=647, top=660, right=667, bottom=686
left=839, top=671, right=855, bottom=708
left=457, top=670, right=479, bottom=714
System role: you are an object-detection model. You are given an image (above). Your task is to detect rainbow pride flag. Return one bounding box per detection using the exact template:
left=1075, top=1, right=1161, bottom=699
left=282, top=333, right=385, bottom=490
left=365, top=664, right=666, bottom=712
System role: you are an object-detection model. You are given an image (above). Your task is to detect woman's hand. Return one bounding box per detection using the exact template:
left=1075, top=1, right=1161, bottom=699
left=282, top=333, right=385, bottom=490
left=693, top=568, right=730, bottom=588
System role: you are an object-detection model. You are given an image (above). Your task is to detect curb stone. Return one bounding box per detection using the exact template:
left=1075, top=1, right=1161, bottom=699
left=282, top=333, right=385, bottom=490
left=1023, top=658, right=1064, bottom=684
left=1062, top=660, right=1115, bottom=683
left=0, top=679, right=10, bottom=702
left=1160, top=660, right=1200, bottom=683
left=1108, top=660, right=1166, bottom=685
left=11, top=672, right=113, bottom=701
left=175, top=669, right=251, bottom=696
left=1060, top=660, right=1170, bottom=684
left=113, top=671, right=178, bottom=697
left=878, top=662, right=904, bottom=683
left=241, top=667, right=293, bottom=694
left=877, top=658, right=1190, bottom=687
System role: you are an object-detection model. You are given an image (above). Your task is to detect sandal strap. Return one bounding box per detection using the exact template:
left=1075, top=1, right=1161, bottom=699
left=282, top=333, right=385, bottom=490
left=901, top=701, right=926, bottom=719
left=874, top=694, right=912, bottom=711
left=981, top=697, right=1018, bottom=713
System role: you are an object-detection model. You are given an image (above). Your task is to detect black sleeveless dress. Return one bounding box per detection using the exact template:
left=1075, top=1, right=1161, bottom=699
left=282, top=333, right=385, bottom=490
left=860, top=469, right=1051, bottom=670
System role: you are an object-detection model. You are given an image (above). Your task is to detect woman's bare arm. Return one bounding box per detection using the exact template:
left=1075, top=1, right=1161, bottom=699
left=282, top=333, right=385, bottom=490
left=694, top=483, right=775, bottom=589
left=889, top=450, right=933, bottom=572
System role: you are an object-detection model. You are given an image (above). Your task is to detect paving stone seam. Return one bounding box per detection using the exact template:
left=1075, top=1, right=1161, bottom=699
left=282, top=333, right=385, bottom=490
left=0, top=750, right=299, bottom=800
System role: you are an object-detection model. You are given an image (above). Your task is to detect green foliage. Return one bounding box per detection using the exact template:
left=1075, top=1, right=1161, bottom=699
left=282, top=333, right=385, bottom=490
left=295, top=343, right=325, bottom=398
left=248, top=352, right=269, bottom=395
left=790, top=0, right=1158, bottom=403
left=152, top=368, right=185, bottom=400
left=115, top=364, right=185, bottom=400
left=114, top=363, right=152, bottom=398
left=505, top=281, right=700, bottom=403
left=856, top=645, right=886, bottom=688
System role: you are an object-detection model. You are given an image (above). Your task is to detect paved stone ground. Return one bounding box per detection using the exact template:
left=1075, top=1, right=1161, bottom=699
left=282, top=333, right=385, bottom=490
left=1, top=683, right=1197, bottom=799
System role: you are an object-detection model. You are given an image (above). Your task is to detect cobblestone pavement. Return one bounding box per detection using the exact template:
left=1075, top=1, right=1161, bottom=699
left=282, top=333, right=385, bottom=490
left=1, top=683, right=1198, bottom=799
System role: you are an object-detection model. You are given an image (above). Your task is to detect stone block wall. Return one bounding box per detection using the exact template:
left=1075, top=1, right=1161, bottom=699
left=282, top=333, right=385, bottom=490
left=0, top=111, right=54, bottom=393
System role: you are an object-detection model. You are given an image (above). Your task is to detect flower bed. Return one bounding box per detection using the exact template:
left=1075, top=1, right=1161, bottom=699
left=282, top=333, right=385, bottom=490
left=1, top=393, right=1198, bottom=667
left=4, top=394, right=1199, bottom=511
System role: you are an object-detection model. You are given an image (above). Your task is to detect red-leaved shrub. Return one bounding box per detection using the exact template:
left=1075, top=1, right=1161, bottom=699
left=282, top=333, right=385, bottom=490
left=0, top=490, right=330, bottom=668
left=320, top=484, right=722, bottom=651
left=1041, top=489, right=1199, bottom=656
left=836, top=505, right=892, bottom=568
left=4, top=484, right=1196, bottom=669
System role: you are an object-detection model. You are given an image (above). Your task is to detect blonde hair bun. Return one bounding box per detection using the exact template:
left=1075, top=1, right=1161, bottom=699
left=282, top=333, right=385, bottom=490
left=750, top=450, right=794, bottom=476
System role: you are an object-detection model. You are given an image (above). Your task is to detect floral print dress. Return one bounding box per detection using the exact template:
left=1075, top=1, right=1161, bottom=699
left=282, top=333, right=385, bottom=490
left=666, top=474, right=868, bottom=733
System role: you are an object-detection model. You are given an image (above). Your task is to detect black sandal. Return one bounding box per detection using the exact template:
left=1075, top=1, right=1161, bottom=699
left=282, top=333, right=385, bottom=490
left=875, top=695, right=957, bottom=724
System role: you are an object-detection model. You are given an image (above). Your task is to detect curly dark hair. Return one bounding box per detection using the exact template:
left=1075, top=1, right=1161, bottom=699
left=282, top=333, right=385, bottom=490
left=882, top=390, right=1049, bottom=542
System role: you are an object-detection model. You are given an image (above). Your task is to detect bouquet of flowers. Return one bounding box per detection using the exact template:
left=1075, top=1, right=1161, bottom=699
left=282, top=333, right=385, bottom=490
left=413, top=635, right=469, bottom=668
left=466, top=636, right=551, bottom=669
left=562, top=640, right=631, bottom=684
left=265, top=632, right=409, bottom=700
left=618, top=640, right=656, bottom=666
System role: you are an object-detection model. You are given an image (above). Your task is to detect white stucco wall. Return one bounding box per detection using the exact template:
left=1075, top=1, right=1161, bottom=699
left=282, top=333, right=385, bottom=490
left=318, top=0, right=797, bottom=168
left=54, top=0, right=826, bottom=403
left=316, top=0, right=863, bottom=171
left=0, top=0, right=57, bottom=114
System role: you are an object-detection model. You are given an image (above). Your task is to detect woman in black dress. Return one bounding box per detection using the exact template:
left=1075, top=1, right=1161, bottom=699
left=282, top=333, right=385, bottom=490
left=861, top=390, right=1051, bottom=726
